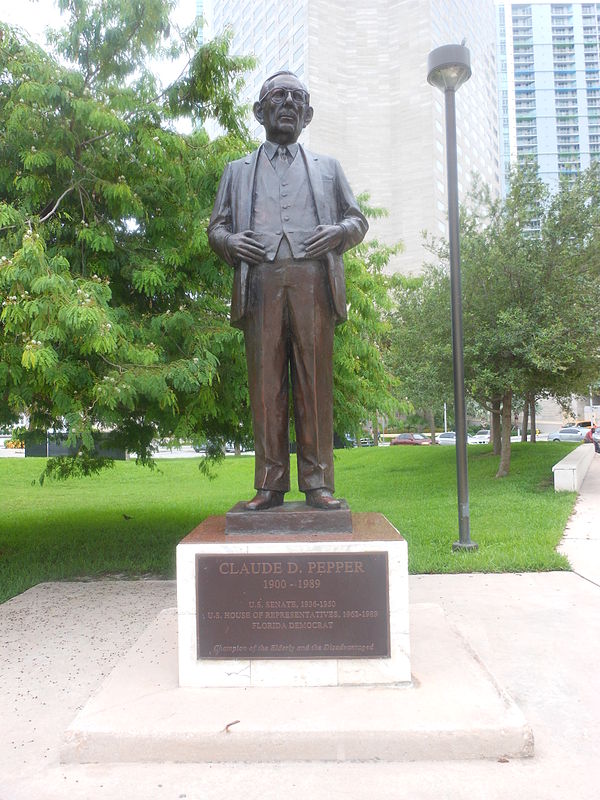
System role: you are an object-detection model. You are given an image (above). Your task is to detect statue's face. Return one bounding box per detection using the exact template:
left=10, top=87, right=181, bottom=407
left=253, top=74, right=313, bottom=145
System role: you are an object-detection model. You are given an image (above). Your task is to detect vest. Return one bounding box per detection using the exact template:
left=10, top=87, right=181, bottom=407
left=251, top=148, right=319, bottom=261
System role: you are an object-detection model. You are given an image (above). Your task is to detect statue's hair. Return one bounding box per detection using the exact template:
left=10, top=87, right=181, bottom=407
left=258, top=70, right=309, bottom=102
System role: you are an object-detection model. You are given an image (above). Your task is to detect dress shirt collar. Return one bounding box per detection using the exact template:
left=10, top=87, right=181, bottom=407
left=264, top=140, right=299, bottom=161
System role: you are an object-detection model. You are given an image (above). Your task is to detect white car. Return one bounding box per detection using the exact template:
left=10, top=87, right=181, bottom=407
left=471, top=429, right=491, bottom=444
left=546, top=426, right=588, bottom=442
left=435, top=431, right=476, bottom=445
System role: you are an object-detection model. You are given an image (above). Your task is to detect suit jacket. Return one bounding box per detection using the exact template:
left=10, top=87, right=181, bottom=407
left=207, top=144, right=368, bottom=328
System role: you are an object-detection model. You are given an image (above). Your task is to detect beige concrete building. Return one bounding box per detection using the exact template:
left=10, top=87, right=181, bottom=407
left=204, top=0, right=500, bottom=275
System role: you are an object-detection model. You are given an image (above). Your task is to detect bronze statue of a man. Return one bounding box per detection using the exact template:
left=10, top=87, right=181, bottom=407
left=208, top=71, right=368, bottom=511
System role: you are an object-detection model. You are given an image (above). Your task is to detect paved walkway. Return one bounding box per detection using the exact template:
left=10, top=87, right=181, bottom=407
left=558, top=448, right=600, bottom=585
left=1, top=453, right=599, bottom=800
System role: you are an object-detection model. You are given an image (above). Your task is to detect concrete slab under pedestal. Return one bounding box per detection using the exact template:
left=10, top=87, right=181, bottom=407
left=60, top=603, right=533, bottom=764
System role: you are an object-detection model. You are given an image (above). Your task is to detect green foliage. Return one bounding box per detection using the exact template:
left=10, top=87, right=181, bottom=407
left=0, top=6, right=256, bottom=473
left=39, top=452, right=115, bottom=485
left=333, top=195, right=404, bottom=439
left=459, top=165, right=600, bottom=405
left=386, top=267, right=453, bottom=428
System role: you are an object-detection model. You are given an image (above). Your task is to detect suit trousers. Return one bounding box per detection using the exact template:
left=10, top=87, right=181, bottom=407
left=243, top=256, right=335, bottom=494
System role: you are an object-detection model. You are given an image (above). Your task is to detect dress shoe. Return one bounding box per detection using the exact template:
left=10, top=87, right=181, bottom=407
left=244, top=489, right=284, bottom=511
left=305, top=488, right=341, bottom=510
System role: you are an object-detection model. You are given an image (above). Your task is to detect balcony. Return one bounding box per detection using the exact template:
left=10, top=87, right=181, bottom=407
left=513, top=34, right=534, bottom=43
left=515, top=80, right=535, bottom=90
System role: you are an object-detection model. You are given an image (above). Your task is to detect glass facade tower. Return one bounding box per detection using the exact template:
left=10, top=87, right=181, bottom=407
left=497, top=1, right=600, bottom=193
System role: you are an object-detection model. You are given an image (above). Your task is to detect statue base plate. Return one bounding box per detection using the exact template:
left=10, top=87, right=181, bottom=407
left=225, top=500, right=352, bottom=535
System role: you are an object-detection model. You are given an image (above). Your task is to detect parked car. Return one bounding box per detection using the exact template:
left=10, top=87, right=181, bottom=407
left=546, top=426, right=588, bottom=442
left=471, top=429, right=491, bottom=444
left=359, top=437, right=375, bottom=447
left=334, top=433, right=356, bottom=449
left=390, top=433, right=432, bottom=446
left=593, top=427, right=600, bottom=453
left=436, top=431, right=476, bottom=445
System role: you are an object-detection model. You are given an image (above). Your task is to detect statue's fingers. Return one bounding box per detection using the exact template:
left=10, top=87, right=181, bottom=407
left=305, top=232, right=326, bottom=246
left=240, top=245, right=264, bottom=260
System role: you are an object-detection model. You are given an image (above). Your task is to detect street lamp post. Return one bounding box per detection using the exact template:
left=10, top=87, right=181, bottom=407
left=427, top=44, right=477, bottom=552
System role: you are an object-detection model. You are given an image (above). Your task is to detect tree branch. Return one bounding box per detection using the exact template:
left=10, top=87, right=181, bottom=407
left=38, top=185, right=77, bottom=223
left=78, top=130, right=114, bottom=150
left=78, top=185, right=87, bottom=222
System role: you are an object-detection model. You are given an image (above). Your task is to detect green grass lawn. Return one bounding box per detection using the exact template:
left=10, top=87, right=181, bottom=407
left=0, top=442, right=578, bottom=603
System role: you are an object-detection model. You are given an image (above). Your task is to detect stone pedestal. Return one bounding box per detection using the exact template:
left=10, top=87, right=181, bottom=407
left=59, top=507, right=534, bottom=764
left=60, top=510, right=534, bottom=766
left=176, top=511, right=410, bottom=688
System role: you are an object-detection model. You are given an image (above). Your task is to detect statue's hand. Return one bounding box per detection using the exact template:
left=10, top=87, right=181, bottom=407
left=304, top=225, right=344, bottom=258
left=226, top=230, right=265, bottom=265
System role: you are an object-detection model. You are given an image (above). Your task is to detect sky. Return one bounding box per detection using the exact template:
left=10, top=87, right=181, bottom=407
left=1, top=0, right=199, bottom=130
left=1, top=0, right=197, bottom=44
left=1, top=0, right=197, bottom=83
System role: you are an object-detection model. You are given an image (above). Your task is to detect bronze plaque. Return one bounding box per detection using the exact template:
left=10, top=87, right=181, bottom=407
left=195, top=552, right=390, bottom=659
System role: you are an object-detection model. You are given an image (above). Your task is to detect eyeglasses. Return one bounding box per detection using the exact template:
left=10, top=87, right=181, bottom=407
left=260, top=87, right=309, bottom=105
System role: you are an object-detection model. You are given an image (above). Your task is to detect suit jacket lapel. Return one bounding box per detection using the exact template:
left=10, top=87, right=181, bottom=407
left=301, top=146, right=329, bottom=225
left=238, top=146, right=261, bottom=231
left=231, top=147, right=261, bottom=326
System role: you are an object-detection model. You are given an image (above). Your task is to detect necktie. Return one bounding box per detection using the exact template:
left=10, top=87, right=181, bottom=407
left=275, top=146, right=289, bottom=177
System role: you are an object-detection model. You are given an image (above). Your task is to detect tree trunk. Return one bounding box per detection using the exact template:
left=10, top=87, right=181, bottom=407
left=530, top=395, right=537, bottom=443
left=521, top=399, right=529, bottom=443
left=496, top=390, right=512, bottom=477
left=425, top=408, right=436, bottom=443
left=491, top=396, right=501, bottom=455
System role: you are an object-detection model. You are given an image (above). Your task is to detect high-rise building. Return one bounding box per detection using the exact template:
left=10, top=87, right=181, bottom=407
left=196, top=0, right=205, bottom=44
left=497, top=1, right=600, bottom=194
left=203, top=0, right=500, bottom=275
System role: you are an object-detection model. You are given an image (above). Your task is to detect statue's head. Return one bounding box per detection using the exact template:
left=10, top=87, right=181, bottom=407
left=253, top=71, right=313, bottom=145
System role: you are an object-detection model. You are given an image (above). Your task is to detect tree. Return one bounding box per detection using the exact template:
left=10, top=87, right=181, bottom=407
left=0, top=5, right=398, bottom=478
left=460, top=164, right=600, bottom=475
left=333, top=200, right=404, bottom=442
left=387, top=163, right=600, bottom=476
left=0, top=3, right=255, bottom=477
left=386, top=267, right=453, bottom=442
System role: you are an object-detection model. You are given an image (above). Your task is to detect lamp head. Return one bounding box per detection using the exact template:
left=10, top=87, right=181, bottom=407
left=427, top=44, right=471, bottom=91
